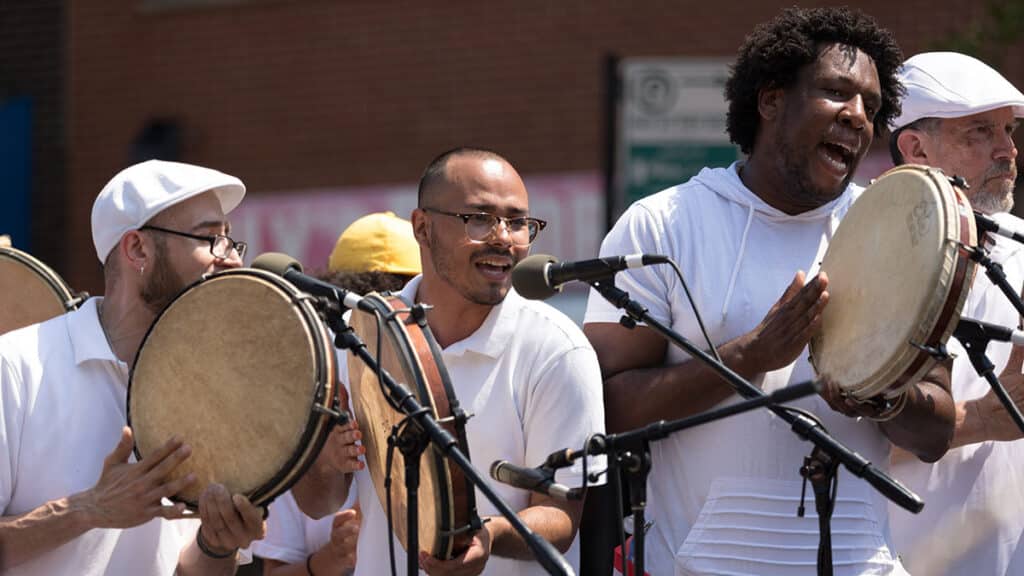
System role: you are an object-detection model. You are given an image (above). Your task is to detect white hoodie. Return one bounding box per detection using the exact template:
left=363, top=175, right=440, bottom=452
left=586, top=162, right=907, bottom=576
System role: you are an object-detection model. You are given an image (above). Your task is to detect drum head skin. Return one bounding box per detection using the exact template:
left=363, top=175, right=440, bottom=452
left=129, top=270, right=334, bottom=507
left=810, top=165, right=975, bottom=399
left=0, top=248, right=76, bottom=335
left=349, top=294, right=460, bottom=559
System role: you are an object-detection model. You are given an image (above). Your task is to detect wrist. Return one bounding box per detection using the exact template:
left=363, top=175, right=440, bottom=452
left=960, top=398, right=990, bottom=444
left=725, top=335, right=760, bottom=379
left=64, top=491, right=98, bottom=531
left=196, top=526, right=237, bottom=559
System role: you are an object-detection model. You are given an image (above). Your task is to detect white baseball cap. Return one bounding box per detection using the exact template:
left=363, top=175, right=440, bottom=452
left=91, top=159, right=246, bottom=262
left=891, top=52, right=1024, bottom=130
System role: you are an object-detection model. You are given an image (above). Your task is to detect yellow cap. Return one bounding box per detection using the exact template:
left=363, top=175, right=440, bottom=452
left=328, top=212, right=422, bottom=275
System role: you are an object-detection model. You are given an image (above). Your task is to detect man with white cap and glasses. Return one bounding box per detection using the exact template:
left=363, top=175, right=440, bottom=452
left=888, top=52, right=1024, bottom=575
left=0, top=160, right=266, bottom=574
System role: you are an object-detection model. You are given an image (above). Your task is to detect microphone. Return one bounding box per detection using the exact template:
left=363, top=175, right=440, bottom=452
left=954, top=317, right=1024, bottom=346
left=489, top=460, right=582, bottom=501
left=251, top=252, right=370, bottom=312
left=975, top=211, right=1024, bottom=245
left=512, top=253, right=669, bottom=300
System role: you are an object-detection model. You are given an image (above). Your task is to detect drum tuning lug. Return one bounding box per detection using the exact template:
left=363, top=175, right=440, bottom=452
left=65, top=291, right=90, bottom=311
left=909, top=341, right=953, bottom=361
left=408, top=302, right=434, bottom=322
left=950, top=175, right=969, bottom=189
left=437, top=410, right=474, bottom=426
left=314, top=404, right=351, bottom=426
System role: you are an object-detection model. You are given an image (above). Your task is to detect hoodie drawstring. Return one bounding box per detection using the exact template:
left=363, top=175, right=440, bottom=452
left=722, top=203, right=755, bottom=318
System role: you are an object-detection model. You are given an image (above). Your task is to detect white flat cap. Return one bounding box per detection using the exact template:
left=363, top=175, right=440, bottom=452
left=91, top=159, right=246, bottom=262
left=891, top=52, right=1024, bottom=130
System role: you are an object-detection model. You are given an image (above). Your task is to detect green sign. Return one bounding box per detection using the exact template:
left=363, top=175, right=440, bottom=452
left=625, top=144, right=738, bottom=207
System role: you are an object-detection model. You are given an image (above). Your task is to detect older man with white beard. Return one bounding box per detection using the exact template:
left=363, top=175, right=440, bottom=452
left=887, top=52, right=1024, bottom=576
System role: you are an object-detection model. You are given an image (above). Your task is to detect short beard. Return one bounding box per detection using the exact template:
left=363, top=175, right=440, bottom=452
left=969, top=161, right=1017, bottom=214
left=778, top=139, right=851, bottom=209
left=140, top=240, right=188, bottom=315
left=429, top=228, right=511, bottom=306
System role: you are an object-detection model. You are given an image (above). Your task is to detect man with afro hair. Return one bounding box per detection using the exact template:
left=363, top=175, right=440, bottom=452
left=585, top=7, right=954, bottom=575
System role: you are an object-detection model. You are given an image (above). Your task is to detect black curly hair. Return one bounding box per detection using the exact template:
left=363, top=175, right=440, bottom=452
left=313, top=269, right=413, bottom=294
left=725, top=7, right=904, bottom=155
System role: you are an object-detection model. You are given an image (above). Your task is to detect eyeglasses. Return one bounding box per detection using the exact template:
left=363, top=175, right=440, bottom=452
left=422, top=208, right=546, bottom=246
left=139, top=225, right=248, bottom=260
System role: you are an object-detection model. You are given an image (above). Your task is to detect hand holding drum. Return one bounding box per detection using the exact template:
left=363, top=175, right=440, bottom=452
left=810, top=165, right=976, bottom=411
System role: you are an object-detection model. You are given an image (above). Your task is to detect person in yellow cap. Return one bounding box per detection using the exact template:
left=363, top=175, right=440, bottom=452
left=321, top=211, right=422, bottom=294
left=252, top=211, right=420, bottom=576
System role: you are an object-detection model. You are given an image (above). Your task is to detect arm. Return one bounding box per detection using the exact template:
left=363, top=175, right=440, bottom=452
left=0, top=427, right=192, bottom=570
left=586, top=271, right=829, bottom=432
left=262, top=507, right=359, bottom=576
left=291, top=420, right=362, bottom=519
left=952, top=343, right=1024, bottom=447
left=823, top=360, right=955, bottom=463
left=483, top=494, right=581, bottom=557
left=878, top=361, right=955, bottom=462
left=418, top=495, right=582, bottom=574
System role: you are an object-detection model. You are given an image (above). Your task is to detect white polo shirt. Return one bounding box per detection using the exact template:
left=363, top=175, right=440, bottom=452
left=251, top=487, right=357, bottom=565
left=350, top=277, right=606, bottom=576
left=0, top=298, right=197, bottom=575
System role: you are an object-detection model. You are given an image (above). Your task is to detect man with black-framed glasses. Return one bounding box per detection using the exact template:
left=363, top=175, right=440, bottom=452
left=294, top=147, right=605, bottom=576
left=138, top=225, right=247, bottom=261
left=0, top=160, right=265, bottom=575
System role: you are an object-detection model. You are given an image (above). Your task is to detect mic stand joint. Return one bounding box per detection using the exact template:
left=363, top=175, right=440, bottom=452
left=953, top=323, right=1024, bottom=436
left=799, top=446, right=839, bottom=576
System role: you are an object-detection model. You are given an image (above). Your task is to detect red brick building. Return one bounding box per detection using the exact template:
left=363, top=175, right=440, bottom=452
left=6, top=0, right=1022, bottom=293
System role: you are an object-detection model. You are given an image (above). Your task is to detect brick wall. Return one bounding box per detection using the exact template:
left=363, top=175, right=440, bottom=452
left=65, top=0, right=1023, bottom=292
left=0, top=1, right=66, bottom=272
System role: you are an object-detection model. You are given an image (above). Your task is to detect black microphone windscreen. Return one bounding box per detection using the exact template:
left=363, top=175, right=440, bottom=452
left=251, top=252, right=304, bottom=276
left=512, top=254, right=559, bottom=300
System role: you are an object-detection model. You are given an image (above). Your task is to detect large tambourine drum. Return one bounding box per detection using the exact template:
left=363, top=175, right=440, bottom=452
left=348, top=293, right=479, bottom=559
left=810, top=164, right=977, bottom=400
left=128, top=268, right=337, bottom=508
left=0, top=246, right=84, bottom=335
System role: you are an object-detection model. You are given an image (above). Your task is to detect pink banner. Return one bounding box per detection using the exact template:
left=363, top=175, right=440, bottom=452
left=230, top=171, right=604, bottom=272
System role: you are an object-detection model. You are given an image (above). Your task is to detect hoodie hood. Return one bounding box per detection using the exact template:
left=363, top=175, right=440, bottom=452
left=693, top=162, right=859, bottom=318
left=692, top=162, right=857, bottom=222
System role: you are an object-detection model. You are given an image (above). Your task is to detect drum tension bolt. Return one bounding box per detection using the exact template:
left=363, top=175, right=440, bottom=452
left=909, top=341, right=953, bottom=361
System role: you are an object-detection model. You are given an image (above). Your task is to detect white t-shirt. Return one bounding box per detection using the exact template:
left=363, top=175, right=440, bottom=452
left=585, top=163, right=907, bottom=576
left=350, top=276, right=605, bottom=576
left=0, top=298, right=198, bottom=575
left=251, top=488, right=356, bottom=565
left=890, top=214, right=1024, bottom=575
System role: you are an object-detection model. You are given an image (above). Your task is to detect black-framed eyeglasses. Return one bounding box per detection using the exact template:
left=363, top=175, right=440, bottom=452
left=139, top=225, right=248, bottom=260
left=422, top=208, right=546, bottom=246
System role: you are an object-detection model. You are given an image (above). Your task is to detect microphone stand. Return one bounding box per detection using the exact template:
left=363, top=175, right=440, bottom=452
left=321, top=305, right=574, bottom=576
left=966, top=242, right=1024, bottom=318
left=955, top=241, right=1024, bottom=436
left=587, top=279, right=924, bottom=576
left=540, top=381, right=821, bottom=576
left=952, top=319, right=1024, bottom=436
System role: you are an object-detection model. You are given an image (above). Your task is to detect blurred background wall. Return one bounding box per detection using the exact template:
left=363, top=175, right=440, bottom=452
left=3, top=0, right=1022, bottom=302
